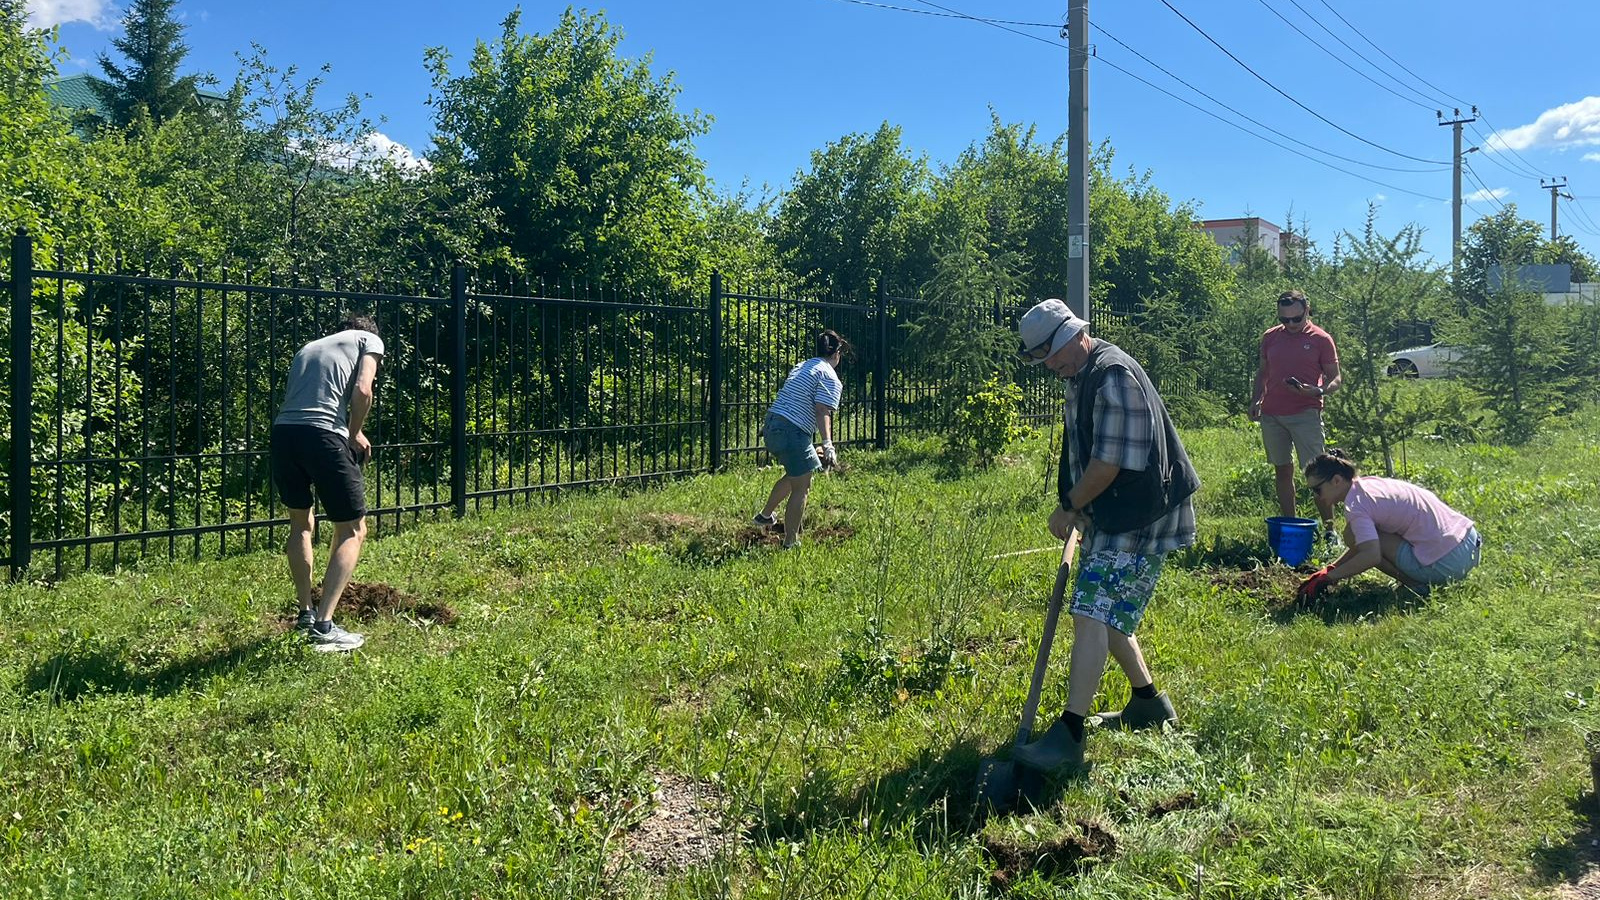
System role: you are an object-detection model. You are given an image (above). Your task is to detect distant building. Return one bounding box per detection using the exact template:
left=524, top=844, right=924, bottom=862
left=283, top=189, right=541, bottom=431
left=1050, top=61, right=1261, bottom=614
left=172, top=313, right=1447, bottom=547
left=1487, top=263, right=1598, bottom=305
left=1198, top=217, right=1295, bottom=265
left=44, top=73, right=227, bottom=134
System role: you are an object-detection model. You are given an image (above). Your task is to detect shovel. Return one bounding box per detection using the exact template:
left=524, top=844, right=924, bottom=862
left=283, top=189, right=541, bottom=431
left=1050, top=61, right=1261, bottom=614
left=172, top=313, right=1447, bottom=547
left=976, top=527, right=1082, bottom=814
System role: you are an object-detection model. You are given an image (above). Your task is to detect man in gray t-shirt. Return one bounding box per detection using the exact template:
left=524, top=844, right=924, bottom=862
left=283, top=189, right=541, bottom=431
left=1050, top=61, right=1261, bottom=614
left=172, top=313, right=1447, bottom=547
left=270, top=314, right=385, bottom=652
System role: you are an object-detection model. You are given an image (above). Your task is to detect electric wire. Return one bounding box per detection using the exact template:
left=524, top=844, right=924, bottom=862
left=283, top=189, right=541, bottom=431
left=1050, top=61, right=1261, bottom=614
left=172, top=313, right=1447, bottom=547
left=1462, top=160, right=1508, bottom=213
left=1568, top=197, right=1600, bottom=231
left=1154, top=0, right=1449, bottom=165
left=1562, top=197, right=1600, bottom=238
left=1264, top=0, right=1438, bottom=111
left=1312, top=0, right=1470, bottom=109
left=1476, top=112, right=1558, bottom=180
left=1093, top=20, right=1447, bottom=174
left=824, top=0, right=1060, bottom=28
left=1466, top=123, right=1547, bottom=181
left=833, top=0, right=1449, bottom=200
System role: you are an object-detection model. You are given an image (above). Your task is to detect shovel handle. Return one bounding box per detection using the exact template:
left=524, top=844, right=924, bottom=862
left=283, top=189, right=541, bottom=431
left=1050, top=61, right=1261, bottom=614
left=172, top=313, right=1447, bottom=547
left=1013, top=528, right=1081, bottom=748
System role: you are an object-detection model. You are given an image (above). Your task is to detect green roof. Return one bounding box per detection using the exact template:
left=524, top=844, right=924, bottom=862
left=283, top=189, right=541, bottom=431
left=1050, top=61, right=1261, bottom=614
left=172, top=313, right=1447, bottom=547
left=44, top=72, right=228, bottom=120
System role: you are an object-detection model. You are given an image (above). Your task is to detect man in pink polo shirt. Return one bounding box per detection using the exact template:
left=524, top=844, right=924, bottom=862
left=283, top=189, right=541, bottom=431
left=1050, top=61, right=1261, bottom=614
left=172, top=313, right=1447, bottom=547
left=1251, top=289, right=1343, bottom=543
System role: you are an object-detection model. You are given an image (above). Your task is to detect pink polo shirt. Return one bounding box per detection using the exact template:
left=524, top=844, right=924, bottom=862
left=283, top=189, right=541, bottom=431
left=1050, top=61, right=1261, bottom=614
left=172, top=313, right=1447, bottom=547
left=1342, top=476, right=1475, bottom=567
left=1259, top=323, right=1338, bottom=416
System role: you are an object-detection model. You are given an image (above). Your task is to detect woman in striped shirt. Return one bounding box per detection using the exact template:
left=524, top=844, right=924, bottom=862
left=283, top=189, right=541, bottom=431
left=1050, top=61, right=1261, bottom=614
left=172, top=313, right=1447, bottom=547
left=752, top=330, right=846, bottom=549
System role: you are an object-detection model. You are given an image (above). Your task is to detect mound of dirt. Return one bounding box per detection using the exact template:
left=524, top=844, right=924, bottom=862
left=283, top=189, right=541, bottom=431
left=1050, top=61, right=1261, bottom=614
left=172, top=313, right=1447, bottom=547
left=1206, top=566, right=1310, bottom=605
left=293, top=581, right=458, bottom=626
left=1145, top=791, right=1197, bottom=819
left=615, top=771, right=743, bottom=876
left=983, top=820, right=1116, bottom=891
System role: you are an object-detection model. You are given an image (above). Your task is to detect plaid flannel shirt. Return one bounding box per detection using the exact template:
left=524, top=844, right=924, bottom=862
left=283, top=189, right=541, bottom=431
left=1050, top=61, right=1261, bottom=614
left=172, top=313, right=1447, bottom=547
left=1062, top=348, right=1197, bottom=556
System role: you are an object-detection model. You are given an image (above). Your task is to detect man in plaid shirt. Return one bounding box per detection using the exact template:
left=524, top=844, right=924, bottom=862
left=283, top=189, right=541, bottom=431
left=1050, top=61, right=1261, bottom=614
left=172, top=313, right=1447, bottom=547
left=1009, top=299, right=1199, bottom=772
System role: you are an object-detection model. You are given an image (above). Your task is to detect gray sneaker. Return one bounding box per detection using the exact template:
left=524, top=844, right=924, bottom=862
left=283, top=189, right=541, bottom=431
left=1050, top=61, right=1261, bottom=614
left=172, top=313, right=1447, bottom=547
left=752, top=512, right=778, bottom=529
left=307, top=622, right=365, bottom=652
left=294, top=609, right=316, bottom=632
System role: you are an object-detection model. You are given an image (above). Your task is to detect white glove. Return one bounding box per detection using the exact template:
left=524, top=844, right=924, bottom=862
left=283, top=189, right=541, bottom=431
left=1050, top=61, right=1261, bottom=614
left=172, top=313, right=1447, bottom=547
left=821, top=441, right=838, bottom=470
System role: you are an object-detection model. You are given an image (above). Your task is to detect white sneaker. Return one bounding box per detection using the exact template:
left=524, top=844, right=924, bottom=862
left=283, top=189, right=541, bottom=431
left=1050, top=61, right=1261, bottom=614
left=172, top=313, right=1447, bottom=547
left=307, top=622, right=365, bottom=652
left=752, top=512, right=778, bottom=528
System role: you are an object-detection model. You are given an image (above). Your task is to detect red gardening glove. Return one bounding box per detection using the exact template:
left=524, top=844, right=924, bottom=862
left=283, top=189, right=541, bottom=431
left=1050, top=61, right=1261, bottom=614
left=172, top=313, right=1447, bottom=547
left=1297, top=566, right=1334, bottom=601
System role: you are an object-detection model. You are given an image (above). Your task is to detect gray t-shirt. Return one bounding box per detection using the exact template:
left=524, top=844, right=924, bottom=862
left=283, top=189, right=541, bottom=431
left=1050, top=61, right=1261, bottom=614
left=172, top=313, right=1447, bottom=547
left=274, top=329, right=385, bottom=438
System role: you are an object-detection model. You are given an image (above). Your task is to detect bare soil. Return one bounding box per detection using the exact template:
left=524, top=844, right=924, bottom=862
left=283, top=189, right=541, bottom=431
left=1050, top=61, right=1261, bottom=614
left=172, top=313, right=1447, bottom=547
left=292, top=581, right=458, bottom=626
left=1145, top=791, right=1198, bottom=819
left=613, top=771, right=744, bottom=876
left=983, top=820, right=1116, bottom=891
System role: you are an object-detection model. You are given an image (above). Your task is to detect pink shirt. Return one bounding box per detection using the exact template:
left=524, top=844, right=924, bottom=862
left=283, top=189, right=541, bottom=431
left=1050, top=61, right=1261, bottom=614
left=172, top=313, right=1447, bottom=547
left=1343, top=477, right=1474, bottom=567
left=1258, top=323, right=1338, bottom=416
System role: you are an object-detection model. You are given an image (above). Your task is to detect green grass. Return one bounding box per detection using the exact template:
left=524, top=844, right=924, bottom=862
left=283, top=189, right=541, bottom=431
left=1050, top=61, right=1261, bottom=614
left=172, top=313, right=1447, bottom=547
left=3, top=411, right=1600, bottom=898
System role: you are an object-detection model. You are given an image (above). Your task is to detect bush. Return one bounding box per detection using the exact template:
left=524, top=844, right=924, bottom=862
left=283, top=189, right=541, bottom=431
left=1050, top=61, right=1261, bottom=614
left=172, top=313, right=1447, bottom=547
left=948, top=377, right=1027, bottom=467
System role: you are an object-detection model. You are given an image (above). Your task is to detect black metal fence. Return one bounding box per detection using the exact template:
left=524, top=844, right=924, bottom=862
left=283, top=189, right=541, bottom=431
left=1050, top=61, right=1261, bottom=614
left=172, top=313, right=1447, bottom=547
left=1, top=231, right=1061, bottom=579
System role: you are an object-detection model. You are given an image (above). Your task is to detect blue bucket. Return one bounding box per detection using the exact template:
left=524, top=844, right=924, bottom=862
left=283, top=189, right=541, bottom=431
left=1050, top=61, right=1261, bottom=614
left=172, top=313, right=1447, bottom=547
left=1266, top=516, right=1318, bottom=566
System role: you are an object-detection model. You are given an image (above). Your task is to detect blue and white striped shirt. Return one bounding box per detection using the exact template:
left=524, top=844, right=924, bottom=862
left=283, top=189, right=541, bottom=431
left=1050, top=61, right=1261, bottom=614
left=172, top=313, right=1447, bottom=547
left=768, top=358, right=843, bottom=434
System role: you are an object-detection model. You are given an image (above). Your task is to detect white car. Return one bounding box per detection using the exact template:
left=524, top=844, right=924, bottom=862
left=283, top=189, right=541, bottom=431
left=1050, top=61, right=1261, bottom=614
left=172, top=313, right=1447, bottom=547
left=1386, top=344, right=1462, bottom=378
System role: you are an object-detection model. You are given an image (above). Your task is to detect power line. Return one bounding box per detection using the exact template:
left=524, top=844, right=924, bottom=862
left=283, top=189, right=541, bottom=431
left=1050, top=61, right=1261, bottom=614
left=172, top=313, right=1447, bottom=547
left=1475, top=112, right=1556, bottom=180
left=1266, top=0, right=1438, bottom=111
left=1154, top=0, right=1449, bottom=165
left=828, top=0, right=1448, bottom=200
left=823, top=0, right=1060, bottom=28
left=1562, top=196, right=1600, bottom=237
left=1093, top=20, right=1445, bottom=174
left=1466, top=122, right=1546, bottom=181
left=1462, top=160, right=1507, bottom=213
left=902, top=0, right=1067, bottom=50
left=1091, top=48, right=1447, bottom=201
left=1312, top=0, right=1469, bottom=109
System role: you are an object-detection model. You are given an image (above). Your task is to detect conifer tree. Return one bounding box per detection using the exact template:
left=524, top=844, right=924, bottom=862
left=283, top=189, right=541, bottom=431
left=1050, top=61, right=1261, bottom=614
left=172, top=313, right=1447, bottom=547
left=90, top=0, right=203, bottom=128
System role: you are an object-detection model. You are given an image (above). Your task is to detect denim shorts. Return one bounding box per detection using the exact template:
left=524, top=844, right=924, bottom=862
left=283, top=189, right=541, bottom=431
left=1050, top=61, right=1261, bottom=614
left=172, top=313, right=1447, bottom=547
left=1068, top=549, right=1168, bottom=635
left=1396, top=527, right=1481, bottom=586
left=764, top=414, right=820, bottom=477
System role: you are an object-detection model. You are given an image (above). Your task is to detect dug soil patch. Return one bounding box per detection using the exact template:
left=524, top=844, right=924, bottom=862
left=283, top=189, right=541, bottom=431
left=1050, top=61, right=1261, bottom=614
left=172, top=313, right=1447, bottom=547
left=291, top=581, right=458, bottom=626
left=634, top=512, right=856, bottom=565
left=983, top=820, right=1116, bottom=891
left=614, top=771, right=744, bottom=876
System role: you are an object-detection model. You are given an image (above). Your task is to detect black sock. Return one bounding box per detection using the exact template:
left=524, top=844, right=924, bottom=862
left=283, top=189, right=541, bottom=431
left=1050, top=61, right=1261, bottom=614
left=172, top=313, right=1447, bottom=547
left=313, top=620, right=332, bottom=635
left=1131, top=682, right=1158, bottom=700
left=1058, top=711, right=1086, bottom=742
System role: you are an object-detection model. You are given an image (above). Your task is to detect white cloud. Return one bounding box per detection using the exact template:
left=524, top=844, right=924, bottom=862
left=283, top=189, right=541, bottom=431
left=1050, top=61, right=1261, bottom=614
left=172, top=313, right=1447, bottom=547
left=1483, top=96, right=1600, bottom=152
left=1372, top=193, right=1388, bottom=202
left=25, top=0, right=114, bottom=29
left=293, top=132, right=432, bottom=173
left=1466, top=187, right=1510, bottom=203
left=1584, top=152, right=1600, bottom=163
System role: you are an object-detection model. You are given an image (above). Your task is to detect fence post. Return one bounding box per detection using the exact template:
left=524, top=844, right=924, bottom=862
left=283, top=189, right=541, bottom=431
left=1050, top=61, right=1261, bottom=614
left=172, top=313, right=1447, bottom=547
left=9, top=230, right=32, bottom=578
left=708, top=271, right=723, bottom=472
left=875, top=282, right=888, bottom=450
left=450, top=263, right=467, bottom=518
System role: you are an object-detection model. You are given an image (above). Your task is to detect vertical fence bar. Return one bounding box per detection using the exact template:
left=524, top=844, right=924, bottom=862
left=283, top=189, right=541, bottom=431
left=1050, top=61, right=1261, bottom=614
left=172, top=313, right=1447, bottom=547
left=450, top=263, right=467, bottom=518
left=9, top=231, right=33, bottom=577
left=875, top=282, right=889, bottom=450
left=707, top=271, right=723, bottom=472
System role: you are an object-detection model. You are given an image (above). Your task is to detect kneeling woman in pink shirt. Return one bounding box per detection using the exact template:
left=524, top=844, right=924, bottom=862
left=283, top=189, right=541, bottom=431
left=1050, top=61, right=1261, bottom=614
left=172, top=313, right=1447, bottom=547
left=1297, top=450, right=1482, bottom=599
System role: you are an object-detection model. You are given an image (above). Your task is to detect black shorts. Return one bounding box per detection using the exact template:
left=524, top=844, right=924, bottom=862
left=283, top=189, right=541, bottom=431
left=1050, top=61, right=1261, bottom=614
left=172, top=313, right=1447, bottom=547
left=270, top=424, right=367, bottom=523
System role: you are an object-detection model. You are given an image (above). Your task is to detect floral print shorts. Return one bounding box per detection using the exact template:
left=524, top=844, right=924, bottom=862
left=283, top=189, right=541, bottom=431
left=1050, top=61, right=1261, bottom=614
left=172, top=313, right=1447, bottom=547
left=1068, top=549, right=1167, bottom=635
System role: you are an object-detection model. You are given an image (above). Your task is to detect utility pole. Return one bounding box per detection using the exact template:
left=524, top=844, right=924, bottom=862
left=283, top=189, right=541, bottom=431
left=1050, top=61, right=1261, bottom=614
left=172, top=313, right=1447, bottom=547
left=1066, top=0, right=1090, bottom=321
left=1541, top=177, right=1572, bottom=241
left=1438, top=107, right=1477, bottom=276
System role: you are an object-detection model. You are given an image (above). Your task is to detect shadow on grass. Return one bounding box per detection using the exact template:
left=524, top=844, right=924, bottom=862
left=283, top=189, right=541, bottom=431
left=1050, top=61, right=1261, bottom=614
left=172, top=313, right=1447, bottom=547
left=752, top=735, right=1094, bottom=846
left=1530, top=793, right=1600, bottom=890
left=1170, top=534, right=1278, bottom=571
left=1270, top=581, right=1426, bottom=625
left=21, top=635, right=283, bottom=702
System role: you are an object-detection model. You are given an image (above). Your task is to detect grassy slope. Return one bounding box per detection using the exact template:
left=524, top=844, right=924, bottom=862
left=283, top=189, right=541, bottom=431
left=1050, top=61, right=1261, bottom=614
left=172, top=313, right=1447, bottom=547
left=2, top=411, right=1599, bottom=898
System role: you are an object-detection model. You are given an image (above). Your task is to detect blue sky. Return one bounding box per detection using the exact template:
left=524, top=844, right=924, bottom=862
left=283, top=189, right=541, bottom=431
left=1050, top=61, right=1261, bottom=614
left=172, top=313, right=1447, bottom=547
left=28, top=0, right=1600, bottom=267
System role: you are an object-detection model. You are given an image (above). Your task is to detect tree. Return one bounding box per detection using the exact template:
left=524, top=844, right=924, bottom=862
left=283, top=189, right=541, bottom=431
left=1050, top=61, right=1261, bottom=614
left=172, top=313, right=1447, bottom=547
left=89, top=0, right=206, bottom=129
left=425, top=7, right=709, bottom=287
left=1445, top=272, right=1571, bottom=442
left=774, top=122, right=932, bottom=299
left=1318, top=214, right=1451, bottom=471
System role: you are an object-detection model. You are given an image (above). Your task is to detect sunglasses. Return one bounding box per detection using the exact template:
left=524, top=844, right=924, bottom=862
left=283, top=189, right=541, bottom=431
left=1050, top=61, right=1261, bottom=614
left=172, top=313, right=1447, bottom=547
left=1280, top=314, right=1305, bottom=325
left=1018, top=319, right=1069, bottom=361
left=1308, top=479, right=1328, bottom=495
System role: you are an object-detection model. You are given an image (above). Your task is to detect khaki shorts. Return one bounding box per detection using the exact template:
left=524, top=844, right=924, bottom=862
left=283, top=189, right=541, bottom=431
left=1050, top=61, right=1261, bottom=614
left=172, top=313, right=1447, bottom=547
left=1260, top=409, right=1326, bottom=468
